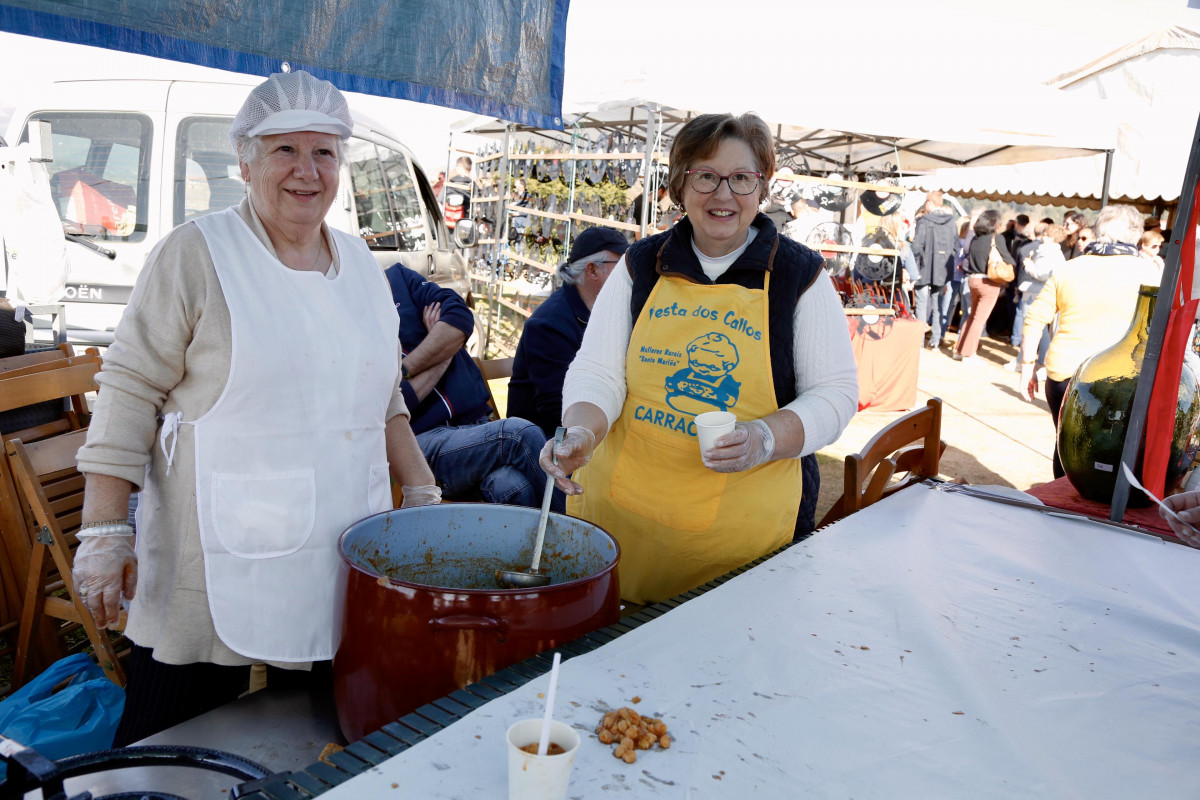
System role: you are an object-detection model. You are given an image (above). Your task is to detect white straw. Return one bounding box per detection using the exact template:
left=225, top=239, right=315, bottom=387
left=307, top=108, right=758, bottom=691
left=537, top=652, right=562, bottom=756
left=1120, top=462, right=1199, bottom=533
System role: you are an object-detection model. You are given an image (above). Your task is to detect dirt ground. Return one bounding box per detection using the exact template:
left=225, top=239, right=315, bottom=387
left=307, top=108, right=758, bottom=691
left=487, top=330, right=1057, bottom=524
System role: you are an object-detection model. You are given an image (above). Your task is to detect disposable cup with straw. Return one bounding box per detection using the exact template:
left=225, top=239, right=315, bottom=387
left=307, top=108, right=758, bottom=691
left=506, top=652, right=580, bottom=800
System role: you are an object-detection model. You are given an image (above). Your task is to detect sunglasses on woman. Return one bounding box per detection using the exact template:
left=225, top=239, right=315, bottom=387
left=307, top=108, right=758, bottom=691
left=685, top=170, right=763, bottom=195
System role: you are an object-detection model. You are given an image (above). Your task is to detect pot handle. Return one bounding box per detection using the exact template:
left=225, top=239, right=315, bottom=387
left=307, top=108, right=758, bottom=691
left=429, top=614, right=510, bottom=633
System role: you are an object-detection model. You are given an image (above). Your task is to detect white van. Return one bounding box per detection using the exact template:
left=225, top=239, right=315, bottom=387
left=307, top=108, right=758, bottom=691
left=4, top=78, right=478, bottom=347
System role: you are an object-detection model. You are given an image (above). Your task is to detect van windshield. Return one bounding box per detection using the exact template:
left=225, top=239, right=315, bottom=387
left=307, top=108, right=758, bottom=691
left=22, top=112, right=152, bottom=242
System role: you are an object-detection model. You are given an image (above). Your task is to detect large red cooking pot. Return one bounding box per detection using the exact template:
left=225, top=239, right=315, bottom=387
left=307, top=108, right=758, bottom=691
left=333, top=503, right=620, bottom=742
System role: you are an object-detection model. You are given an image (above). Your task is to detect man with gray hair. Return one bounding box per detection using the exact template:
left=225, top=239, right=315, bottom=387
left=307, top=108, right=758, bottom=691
left=508, top=226, right=628, bottom=436
left=1018, top=204, right=1158, bottom=478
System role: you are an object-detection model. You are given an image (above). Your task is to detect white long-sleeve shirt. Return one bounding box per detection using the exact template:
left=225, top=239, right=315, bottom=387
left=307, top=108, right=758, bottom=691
left=563, top=232, right=858, bottom=456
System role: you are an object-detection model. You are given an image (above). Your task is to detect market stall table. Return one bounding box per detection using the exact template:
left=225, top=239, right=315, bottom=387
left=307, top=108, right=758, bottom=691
left=293, top=483, right=1200, bottom=798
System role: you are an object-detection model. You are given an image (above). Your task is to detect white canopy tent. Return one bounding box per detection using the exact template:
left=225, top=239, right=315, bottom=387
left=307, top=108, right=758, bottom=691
left=903, top=26, right=1200, bottom=213
left=457, top=79, right=1116, bottom=178
left=454, top=75, right=1117, bottom=357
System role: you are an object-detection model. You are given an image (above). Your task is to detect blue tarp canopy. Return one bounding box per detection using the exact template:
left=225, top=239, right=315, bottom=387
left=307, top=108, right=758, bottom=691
left=0, top=0, right=568, bottom=130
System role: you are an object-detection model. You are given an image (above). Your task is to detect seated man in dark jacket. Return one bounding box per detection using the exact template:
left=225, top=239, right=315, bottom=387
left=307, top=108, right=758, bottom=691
left=385, top=263, right=554, bottom=509
left=507, top=226, right=627, bottom=437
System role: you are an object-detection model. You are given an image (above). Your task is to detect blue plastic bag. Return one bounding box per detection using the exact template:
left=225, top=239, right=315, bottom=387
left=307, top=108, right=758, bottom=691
left=0, top=653, right=124, bottom=780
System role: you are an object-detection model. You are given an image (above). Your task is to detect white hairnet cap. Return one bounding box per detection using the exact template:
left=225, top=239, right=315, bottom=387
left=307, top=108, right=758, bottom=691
left=229, top=70, right=353, bottom=151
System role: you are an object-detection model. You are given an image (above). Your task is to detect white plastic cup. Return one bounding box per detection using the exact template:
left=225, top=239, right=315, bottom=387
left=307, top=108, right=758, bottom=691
left=695, top=411, right=737, bottom=456
left=506, top=719, right=581, bottom=800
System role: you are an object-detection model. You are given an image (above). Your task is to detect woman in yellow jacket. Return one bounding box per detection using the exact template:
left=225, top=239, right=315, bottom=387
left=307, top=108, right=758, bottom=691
left=540, top=113, right=858, bottom=604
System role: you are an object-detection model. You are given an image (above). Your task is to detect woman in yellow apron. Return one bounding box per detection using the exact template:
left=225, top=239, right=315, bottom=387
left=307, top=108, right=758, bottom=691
left=542, top=113, right=859, bottom=604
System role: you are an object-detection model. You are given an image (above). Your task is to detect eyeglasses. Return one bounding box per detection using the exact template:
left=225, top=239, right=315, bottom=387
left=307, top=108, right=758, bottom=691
left=685, top=169, right=763, bottom=195
left=1078, top=235, right=1094, bottom=242
left=582, top=258, right=619, bottom=273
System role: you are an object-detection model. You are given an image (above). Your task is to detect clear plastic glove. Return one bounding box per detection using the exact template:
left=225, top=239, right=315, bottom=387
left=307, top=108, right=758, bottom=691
left=703, top=418, right=776, bottom=473
left=72, top=534, right=137, bottom=630
left=401, top=484, right=442, bottom=508
left=1160, top=491, right=1200, bottom=548
left=539, top=425, right=596, bottom=495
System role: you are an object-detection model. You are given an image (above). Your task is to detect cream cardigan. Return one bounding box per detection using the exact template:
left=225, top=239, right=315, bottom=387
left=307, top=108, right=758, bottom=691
left=1021, top=253, right=1161, bottom=383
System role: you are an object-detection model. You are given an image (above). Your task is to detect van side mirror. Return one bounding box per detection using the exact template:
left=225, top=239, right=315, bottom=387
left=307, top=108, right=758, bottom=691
left=453, top=219, right=478, bottom=248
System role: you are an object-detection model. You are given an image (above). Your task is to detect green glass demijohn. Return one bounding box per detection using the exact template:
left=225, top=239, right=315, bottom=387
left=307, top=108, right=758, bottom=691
left=1057, top=284, right=1200, bottom=505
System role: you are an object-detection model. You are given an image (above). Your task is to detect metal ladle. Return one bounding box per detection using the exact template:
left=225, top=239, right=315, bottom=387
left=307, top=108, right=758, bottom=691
left=496, top=427, right=564, bottom=589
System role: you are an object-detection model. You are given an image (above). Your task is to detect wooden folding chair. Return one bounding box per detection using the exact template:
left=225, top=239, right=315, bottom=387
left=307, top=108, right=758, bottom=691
left=0, top=349, right=82, bottom=676
left=818, top=397, right=945, bottom=527
left=0, top=346, right=99, bottom=375
left=0, top=353, right=104, bottom=680
left=0, top=344, right=95, bottom=442
left=473, top=356, right=514, bottom=421
left=0, top=349, right=99, bottom=430
left=7, top=428, right=127, bottom=687
left=0, top=342, right=75, bottom=375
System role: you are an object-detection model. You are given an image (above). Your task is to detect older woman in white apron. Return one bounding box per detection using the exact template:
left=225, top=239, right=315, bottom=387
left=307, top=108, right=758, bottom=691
left=70, top=71, right=440, bottom=745
left=542, top=112, right=859, bottom=605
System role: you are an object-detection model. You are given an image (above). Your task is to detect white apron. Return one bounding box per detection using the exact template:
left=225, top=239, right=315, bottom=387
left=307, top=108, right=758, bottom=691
left=179, top=207, right=397, bottom=661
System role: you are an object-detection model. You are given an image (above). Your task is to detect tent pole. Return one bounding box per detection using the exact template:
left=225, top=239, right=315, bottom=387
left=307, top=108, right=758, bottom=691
left=639, top=105, right=659, bottom=238
left=485, top=124, right=512, bottom=356
left=564, top=121, right=580, bottom=260
left=1101, top=149, right=1114, bottom=208
left=443, top=131, right=454, bottom=205
left=838, top=154, right=851, bottom=227
left=643, top=102, right=662, bottom=237
left=1110, top=112, right=1200, bottom=520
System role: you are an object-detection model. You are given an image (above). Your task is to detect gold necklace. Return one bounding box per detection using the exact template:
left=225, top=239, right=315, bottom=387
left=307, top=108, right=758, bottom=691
left=288, top=236, right=326, bottom=271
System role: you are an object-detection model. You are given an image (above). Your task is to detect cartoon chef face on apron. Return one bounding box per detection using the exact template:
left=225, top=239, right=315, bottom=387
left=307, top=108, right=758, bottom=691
left=665, top=332, right=742, bottom=414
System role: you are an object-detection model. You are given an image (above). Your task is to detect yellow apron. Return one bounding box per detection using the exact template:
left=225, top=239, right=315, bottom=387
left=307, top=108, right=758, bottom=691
left=569, top=273, right=802, bottom=603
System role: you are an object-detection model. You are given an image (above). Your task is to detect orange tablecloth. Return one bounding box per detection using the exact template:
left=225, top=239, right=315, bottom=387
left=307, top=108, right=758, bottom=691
left=846, top=316, right=923, bottom=412
left=1025, top=476, right=1178, bottom=539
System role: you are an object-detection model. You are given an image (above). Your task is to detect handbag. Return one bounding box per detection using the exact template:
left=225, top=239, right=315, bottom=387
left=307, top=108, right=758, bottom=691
left=986, top=235, right=1015, bottom=284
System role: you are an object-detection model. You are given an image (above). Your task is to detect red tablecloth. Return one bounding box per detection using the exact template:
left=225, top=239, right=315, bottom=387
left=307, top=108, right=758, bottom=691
left=847, top=316, right=923, bottom=412
left=1025, top=476, right=1178, bottom=539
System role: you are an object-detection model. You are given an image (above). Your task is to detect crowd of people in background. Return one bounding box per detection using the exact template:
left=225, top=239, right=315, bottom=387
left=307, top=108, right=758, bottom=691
left=807, top=194, right=1167, bottom=381
left=487, top=158, right=1168, bottom=495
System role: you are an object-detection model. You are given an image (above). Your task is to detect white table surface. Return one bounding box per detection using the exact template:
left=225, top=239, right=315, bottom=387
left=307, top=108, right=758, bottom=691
left=320, top=484, right=1200, bottom=799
